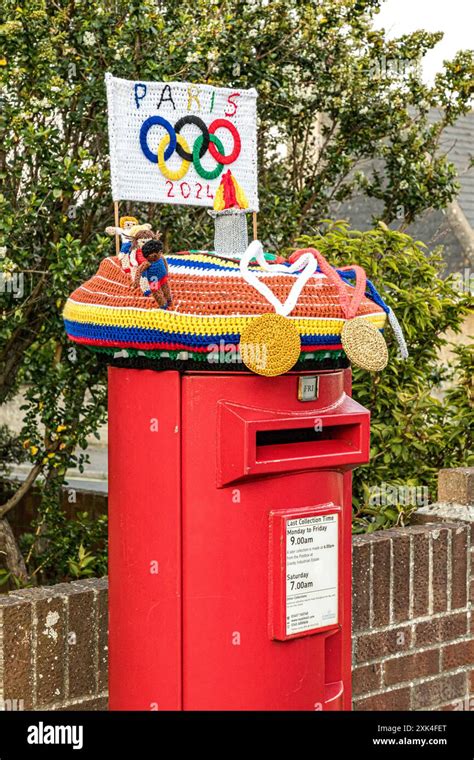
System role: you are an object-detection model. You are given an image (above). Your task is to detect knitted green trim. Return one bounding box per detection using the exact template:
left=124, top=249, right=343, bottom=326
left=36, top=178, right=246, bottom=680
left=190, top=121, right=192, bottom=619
left=88, top=346, right=346, bottom=363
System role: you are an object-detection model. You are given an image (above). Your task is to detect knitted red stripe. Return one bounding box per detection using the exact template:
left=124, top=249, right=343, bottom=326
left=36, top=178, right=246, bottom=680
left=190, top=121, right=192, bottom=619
left=67, top=335, right=343, bottom=353
left=68, top=336, right=211, bottom=351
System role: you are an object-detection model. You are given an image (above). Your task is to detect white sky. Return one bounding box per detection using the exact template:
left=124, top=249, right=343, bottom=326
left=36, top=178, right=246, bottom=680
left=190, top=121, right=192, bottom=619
left=374, top=0, right=473, bottom=83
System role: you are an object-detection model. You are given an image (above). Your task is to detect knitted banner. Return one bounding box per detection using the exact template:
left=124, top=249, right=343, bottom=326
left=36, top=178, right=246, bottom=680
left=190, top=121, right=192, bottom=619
left=105, top=74, right=259, bottom=210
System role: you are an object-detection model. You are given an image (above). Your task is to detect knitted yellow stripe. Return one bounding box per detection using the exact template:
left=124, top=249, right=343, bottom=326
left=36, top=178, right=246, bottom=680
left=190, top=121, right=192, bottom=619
left=175, top=252, right=244, bottom=268
left=63, top=299, right=387, bottom=335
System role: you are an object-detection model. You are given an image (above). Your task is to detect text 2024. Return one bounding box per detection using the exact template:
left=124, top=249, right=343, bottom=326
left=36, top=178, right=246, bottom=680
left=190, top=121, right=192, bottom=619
left=165, top=181, right=215, bottom=201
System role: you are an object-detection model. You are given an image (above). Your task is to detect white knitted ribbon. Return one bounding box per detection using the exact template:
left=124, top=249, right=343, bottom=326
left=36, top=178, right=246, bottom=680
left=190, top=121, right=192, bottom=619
left=387, top=307, right=409, bottom=359
left=239, top=240, right=317, bottom=316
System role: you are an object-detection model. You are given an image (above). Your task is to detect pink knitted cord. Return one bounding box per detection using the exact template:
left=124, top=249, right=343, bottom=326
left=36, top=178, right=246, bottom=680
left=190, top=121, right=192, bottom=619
left=290, top=249, right=367, bottom=320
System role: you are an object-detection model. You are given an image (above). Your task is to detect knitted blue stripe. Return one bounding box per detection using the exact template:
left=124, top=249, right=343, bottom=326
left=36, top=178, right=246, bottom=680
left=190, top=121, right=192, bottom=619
left=64, top=319, right=342, bottom=347
left=336, top=270, right=390, bottom=314
left=365, top=279, right=390, bottom=314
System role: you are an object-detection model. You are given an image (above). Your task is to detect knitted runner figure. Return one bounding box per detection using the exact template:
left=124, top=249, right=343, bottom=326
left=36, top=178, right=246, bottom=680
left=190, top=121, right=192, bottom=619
left=129, top=227, right=157, bottom=290
left=133, top=238, right=172, bottom=309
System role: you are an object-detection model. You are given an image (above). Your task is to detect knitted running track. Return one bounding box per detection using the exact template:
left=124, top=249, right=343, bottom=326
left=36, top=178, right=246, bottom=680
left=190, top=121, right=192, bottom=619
left=63, top=251, right=387, bottom=366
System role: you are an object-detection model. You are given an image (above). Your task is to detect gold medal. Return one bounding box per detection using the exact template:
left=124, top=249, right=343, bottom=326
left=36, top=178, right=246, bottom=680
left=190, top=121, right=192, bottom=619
left=240, top=313, right=301, bottom=377
left=341, top=317, right=388, bottom=372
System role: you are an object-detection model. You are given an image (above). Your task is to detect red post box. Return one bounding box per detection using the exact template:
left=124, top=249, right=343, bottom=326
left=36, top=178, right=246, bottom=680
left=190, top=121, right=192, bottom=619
left=108, top=366, right=370, bottom=711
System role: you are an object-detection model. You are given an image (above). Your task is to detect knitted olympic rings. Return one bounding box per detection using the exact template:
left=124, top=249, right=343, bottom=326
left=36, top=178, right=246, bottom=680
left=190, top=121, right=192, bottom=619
left=139, top=115, right=241, bottom=179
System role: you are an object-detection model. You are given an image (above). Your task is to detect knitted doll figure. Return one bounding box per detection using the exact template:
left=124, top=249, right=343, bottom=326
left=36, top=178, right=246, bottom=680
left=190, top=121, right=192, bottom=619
left=119, top=223, right=152, bottom=273
left=129, top=228, right=158, bottom=292
left=105, top=217, right=151, bottom=272
left=133, top=239, right=172, bottom=309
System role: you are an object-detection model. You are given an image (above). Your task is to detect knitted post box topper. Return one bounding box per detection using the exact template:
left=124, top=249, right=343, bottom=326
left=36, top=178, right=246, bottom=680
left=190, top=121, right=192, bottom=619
left=134, top=238, right=172, bottom=309
left=63, top=243, right=408, bottom=373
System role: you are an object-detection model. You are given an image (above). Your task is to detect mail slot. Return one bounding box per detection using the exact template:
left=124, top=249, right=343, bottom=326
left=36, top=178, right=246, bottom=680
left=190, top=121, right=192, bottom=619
left=218, top=398, right=368, bottom=485
left=108, top=367, right=370, bottom=710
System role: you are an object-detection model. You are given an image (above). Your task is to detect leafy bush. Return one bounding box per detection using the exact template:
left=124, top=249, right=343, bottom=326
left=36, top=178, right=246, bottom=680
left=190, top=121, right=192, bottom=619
left=0, top=504, right=107, bottom=587
left=20, top=505, right=108, bottom=583
left=299, top=222, right=473, bottom=532
left=0, top=425, right=29, bottom=475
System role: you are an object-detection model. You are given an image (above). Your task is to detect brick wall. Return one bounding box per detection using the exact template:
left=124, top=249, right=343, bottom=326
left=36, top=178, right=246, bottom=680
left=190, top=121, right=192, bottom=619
left=0, top=578, right=108, bottom=711
left=352, top=522, right=473, bottom=710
